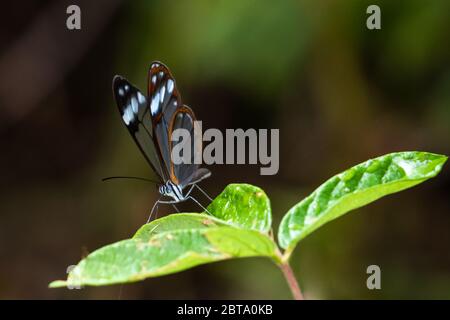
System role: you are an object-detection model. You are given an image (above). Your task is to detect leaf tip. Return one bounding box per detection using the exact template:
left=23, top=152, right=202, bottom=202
left=48, top=280, right=67, bottom=289
left=427, top=153, right=448, bottom=176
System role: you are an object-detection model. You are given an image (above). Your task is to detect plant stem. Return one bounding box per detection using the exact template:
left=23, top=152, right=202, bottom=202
left=279, top=263, right=304, bottom=300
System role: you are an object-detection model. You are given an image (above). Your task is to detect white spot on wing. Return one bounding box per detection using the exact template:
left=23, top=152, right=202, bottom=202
left=124, top=85, right=129, bottom=92
left=118, top=88, right=124, bottom=97
left=137, top=92, right=146, bottom=104
left=167, top=79, right=174, bottom=94
left=122, top=105, right=134, bottom=125
left=131, top=96, right=138, bottom=113
left=160, top=85, right=166, bottom=104
left=150, top=93, right=160, bottom=116
left=151, top=75, right=156, bottom=84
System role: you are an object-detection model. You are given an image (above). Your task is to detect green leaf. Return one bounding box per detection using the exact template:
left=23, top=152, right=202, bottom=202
left=133, top=213, right=228, bottom=240
left=204, top=227, right=279, bottom=261
left=50, top=214, right=279, bottom=288
left=278, top=152, right=447, bottom=252
left=207, top=183, right=272, bottom=233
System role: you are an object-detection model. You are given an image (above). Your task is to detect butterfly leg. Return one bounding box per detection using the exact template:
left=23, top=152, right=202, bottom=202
left=155, top=192, right=211, bottom=215
left=193, top=184, right=213, bottom=202
left=147, top=199, right=161, bottom=223
left=184, top=184, right=196, bottom=198
left=187, top=196, right=212, bottom=215
left=157, top=199, right=184, bottom=214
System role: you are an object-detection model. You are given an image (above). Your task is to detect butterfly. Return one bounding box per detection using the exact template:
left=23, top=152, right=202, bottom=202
left=112, top=61, right=212, bottom=221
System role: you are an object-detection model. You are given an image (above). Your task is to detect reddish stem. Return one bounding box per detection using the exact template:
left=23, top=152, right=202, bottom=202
left=280, top=263, right=304, bottom=300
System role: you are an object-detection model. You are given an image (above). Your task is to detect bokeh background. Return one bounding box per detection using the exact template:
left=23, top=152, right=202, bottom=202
left=1, top=0, right=449, bottom=299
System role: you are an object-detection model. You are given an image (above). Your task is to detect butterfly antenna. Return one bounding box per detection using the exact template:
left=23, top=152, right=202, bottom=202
left=102, top=176, right=160, bottom=184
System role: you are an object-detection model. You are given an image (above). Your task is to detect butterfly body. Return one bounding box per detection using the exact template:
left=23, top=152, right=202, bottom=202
left=159, top=180, right=185, bottom=202
left=112, top=62, right=211, bottom=217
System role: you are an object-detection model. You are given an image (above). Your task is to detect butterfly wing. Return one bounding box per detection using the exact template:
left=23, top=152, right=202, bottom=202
left=186, top=168, right=211, bottom=186
left=112, top=76, right=165, bottom=181
left=167, top=105, right=209, bottom=188
left=148, top=62, right=211, bottom=188
left=147, top=62, right=183, bottom=182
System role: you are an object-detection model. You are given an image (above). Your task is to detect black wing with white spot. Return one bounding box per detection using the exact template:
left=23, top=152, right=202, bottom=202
left=113, top=61, right=211, bottom=190
left=147, top=62, right=183, bottom=182
left=112, top=76, right=165, bottom=181
left=146, top=62, right=211, bottom=188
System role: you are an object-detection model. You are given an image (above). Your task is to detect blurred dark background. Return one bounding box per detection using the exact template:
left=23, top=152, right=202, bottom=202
left=0, top=0, right=449, bottom=299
